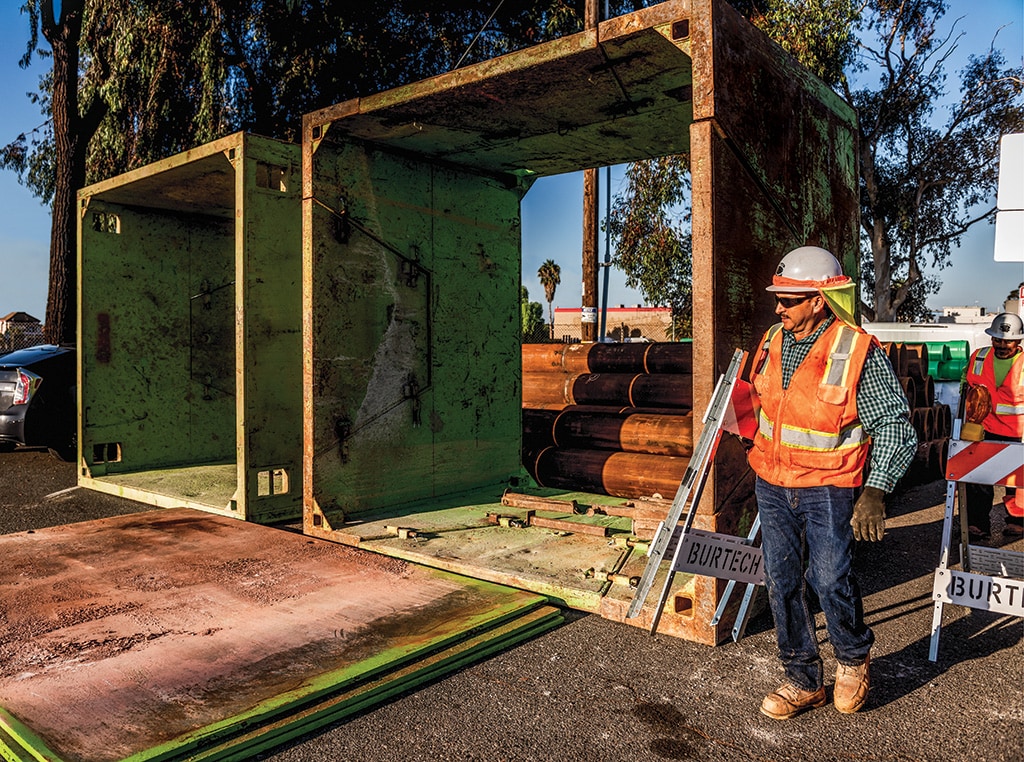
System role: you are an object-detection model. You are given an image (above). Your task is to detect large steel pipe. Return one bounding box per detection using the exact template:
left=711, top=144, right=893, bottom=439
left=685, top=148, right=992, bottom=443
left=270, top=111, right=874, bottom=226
left=562, top=343, right=650, bottom=373
left=522, top=408, right=560, bottom=442
left=522, top=373, right=577, bottom=407
left=521, top=342, right=693, bottom=374
left=628, top=375, right=692, bottom=409
left=522, top=372, right=692, bottom=409
left=642, top=342, right=693, bottom=374
left=532, top=447, right=689, bottom=499
left=553, top=410, right=693, bottom=457
left=522, top=344, right=573, bottom=373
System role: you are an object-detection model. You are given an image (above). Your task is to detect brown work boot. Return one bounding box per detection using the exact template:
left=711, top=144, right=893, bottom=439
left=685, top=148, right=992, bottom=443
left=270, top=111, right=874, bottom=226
left=760, top=682, right=827, bottom=720
left=834, top=655, right=870, bottom=714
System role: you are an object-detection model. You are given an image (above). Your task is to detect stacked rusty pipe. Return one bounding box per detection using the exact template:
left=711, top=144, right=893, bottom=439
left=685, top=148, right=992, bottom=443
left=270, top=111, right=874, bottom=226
left=883, top=342, right=953, bottom=486
left=521, top=342, right=693, bottom=499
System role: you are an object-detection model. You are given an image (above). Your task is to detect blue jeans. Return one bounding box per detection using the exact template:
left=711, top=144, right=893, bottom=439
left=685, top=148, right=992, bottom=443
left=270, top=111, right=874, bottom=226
left=756, top=477, right=874, bottom=691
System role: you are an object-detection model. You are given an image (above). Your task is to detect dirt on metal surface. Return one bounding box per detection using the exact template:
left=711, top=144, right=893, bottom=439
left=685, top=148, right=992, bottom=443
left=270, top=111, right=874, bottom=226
left=0, top=507, right=545, bottom=761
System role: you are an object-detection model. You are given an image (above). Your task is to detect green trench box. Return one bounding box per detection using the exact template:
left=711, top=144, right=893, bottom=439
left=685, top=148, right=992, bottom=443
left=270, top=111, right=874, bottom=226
left=77, top=132, right=304, bottom=524
left=301, top=0, right=859, bottom=645
left=71, top=0, right=861, bottom=644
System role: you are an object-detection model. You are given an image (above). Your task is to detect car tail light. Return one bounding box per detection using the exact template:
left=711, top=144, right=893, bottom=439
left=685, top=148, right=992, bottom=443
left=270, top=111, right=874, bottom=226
left=13, top=369, right=42, bottom=405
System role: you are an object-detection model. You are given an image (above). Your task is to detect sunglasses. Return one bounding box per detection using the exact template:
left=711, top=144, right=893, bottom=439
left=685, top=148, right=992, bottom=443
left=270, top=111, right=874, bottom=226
left=774, top=294, right=815, bottom=308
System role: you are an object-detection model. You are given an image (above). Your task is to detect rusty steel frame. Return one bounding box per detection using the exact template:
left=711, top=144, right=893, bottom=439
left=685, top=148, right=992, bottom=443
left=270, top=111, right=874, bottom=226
left=301, top=0, right=857, bottom=644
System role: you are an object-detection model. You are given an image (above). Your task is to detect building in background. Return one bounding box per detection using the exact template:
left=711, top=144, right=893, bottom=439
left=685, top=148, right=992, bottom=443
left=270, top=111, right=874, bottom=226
left=553, top=305, right=678, bottom=343
left=0, top=311, right=43, bottom=352
left=938, top=306, right=992, bottom=324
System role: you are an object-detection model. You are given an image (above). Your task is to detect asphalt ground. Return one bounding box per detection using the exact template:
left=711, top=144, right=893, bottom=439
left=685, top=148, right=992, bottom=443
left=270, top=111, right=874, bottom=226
left=1, top=447, right=1021, bottom=762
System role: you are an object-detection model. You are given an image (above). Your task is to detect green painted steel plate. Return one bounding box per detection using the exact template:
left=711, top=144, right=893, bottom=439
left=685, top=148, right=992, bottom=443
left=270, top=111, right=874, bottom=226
left=0, top=509, right=557, bottom=761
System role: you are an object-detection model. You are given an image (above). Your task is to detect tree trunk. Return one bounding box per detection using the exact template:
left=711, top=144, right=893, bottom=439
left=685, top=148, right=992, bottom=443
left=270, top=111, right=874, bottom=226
left=43, top=0, right=86, bottom=347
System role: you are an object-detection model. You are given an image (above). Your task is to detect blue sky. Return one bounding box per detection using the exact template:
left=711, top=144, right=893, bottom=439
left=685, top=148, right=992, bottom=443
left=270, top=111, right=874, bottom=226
left=2, top=1, right=1022, bottom=325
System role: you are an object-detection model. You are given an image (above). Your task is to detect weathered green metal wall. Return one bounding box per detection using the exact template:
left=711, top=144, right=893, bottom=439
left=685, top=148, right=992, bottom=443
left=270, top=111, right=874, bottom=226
left=305, top=137, right=526, bottom=521
left=80, top=204, right=236, bottom=470
left=237, top=139, right=305, bottom=517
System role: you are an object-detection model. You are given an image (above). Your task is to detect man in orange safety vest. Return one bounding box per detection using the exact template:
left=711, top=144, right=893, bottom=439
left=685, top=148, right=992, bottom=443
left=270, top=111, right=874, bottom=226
left=748, top=247, right=916, bottom=721
left=963, top=312, right=1024, bottom=539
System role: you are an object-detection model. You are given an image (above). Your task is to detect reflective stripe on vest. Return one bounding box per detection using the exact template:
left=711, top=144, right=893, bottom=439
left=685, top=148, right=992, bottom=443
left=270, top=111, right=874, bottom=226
left=971, top=346, right=990, bottom=377
left=755, top=325, right=868, bottom=452
left=758, top=416, right=868, bottom=452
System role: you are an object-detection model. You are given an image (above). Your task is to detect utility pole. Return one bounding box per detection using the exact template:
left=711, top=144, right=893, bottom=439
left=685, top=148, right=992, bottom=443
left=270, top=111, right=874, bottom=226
left=581, top=0, right=600, bottom=342
left=582, top=170, right=599, bottom=342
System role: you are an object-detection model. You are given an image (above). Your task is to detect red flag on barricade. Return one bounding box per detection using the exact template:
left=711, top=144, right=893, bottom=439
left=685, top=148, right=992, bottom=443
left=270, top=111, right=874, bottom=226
left=722, top=378, right=758, bottom=441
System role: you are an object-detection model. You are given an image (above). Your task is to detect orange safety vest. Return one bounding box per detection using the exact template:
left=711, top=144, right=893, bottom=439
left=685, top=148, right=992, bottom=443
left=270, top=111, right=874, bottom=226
left=965, top=347, right=1024, bottom=439
left=748, top=320, right=876, bottom=488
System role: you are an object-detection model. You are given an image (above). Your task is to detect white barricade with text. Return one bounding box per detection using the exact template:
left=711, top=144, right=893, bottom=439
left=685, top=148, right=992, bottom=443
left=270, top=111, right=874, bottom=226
left=929, top=436, right=1024, bottom=661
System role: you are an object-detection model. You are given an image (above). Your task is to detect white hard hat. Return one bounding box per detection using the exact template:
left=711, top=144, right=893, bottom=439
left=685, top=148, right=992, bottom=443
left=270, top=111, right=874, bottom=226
left=985, top=312, right=1024, bottom=340
left=766, top=246, right=849, bottom=293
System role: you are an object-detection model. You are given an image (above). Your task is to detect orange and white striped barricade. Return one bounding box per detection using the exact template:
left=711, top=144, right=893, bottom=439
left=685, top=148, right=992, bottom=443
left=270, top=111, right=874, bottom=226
left=929, top=428, right=1024, bottom=661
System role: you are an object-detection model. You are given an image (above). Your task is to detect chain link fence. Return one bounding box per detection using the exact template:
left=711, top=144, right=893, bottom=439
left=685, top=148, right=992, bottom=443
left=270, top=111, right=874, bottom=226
left=0, top=327, right=46, bottom=354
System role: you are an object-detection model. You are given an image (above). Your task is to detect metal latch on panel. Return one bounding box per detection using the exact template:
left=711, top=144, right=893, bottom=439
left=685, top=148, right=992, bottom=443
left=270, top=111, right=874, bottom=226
left=403, top=245, right=421, bottom=287
left=332, top=195, right=351, bottom=243
left=334, top=418, right=351, bottom=463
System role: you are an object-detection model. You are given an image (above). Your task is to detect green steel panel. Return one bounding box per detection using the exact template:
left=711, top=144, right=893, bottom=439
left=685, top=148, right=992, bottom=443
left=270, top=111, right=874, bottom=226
left=0, top=510, right=555, bottom=762
left=238, top=138, right=304, bottom=520
left=80, top=205, right=235, bottom=469
left=306, top=142, right=524, bottom=521
left=309, top=13, right=694, bottom=176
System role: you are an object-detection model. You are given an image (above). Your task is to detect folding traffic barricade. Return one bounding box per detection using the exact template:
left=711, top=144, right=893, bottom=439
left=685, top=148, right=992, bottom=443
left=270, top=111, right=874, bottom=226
left=930, top=430, right=1024, bottom=660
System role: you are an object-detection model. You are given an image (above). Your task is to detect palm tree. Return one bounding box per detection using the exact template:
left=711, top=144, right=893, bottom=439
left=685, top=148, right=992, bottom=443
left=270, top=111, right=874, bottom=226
left=537, top=259, right=561, bottom=338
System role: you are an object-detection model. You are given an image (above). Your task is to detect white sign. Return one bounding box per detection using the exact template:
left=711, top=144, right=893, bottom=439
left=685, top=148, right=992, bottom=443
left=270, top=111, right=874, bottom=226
left=997, top=133, right=1024, bottom=210
left=670, top=528, right=764, bottom=585
left=995, top=134, right=1024, bottom=262
left=932, top=568, right=1024, bottom=618
left=994, top=210, right=1024, bottom=262
left=581, top=307, right=597, bottom=324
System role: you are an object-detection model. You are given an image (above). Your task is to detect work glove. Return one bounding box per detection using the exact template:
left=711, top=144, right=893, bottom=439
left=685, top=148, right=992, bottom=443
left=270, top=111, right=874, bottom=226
left=852, top=486, right=886, bottom=542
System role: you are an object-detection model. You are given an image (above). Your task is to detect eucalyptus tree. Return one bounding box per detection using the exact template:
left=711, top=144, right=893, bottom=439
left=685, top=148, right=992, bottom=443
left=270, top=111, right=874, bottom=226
left=3, top=0, right=583, bottom=345
left=5, top=0, right=229, bottom=344
left=841, top=0, right=1023, bottom=321
left=604, top=155, right=693, bottom=335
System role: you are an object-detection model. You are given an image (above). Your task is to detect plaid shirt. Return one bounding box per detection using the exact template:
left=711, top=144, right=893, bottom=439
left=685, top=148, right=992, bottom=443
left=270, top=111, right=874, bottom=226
left=780, top=316, right=916, bottom=491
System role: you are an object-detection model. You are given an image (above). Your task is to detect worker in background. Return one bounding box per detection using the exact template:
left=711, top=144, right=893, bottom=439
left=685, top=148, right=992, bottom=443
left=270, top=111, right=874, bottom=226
left=748, top=246, right=916, bottom=721
left=962, top=312, right=1024, bottom=539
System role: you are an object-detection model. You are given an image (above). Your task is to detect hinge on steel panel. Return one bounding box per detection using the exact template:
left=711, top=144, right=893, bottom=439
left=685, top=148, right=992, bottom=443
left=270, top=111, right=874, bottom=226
left=402, top=374, right=421, bottom=427
left=402, top=246, right=420, bottom=288
left=333, top=196, right=351, bottom=243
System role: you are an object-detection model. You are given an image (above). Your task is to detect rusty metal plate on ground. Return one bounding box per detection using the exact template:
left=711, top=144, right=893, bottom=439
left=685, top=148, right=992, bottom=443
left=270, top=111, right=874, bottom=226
left=0, top=509, right=554, bottom=761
